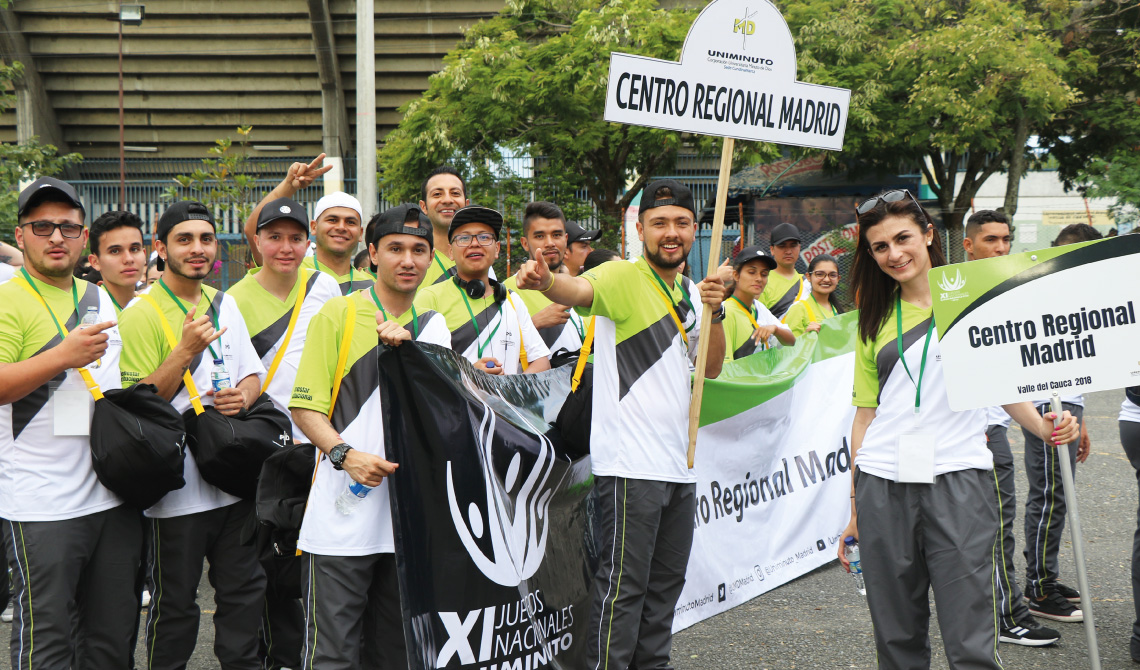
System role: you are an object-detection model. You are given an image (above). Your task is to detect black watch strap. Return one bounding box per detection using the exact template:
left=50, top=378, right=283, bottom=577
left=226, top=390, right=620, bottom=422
left=329, top=443, right=352, bottom=470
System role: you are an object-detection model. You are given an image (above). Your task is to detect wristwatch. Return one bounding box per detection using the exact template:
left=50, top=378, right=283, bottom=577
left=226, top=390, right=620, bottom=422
left=329, top=443, right=353, bottom=470
left=710, top=304, right=726, bottom=324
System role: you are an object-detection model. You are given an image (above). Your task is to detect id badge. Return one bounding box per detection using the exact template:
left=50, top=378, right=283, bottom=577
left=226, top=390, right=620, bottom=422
left=896, top=427, right=936, bottom=483
left=53, top=370, right=93, bottom=436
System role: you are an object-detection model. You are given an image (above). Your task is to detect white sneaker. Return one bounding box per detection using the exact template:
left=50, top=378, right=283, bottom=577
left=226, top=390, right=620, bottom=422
left=140, top=590, right=151, bottom=608
left=1, top=600, right=13, bottom=623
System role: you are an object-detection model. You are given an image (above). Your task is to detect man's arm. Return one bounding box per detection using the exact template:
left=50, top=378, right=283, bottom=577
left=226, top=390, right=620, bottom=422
left=696, top=276, right=727, bottom=379
left=525, top=357, right=551, bottom=373
left=242, top=153, right=332, bottom=265
left=140, top=307, right=226, bottom=401
left=0, top=241, right=23, bottom=267
left=0, top=321, right=115, bottom=405
left=211, top=373, right=259, bottom=416
left=291, top=407, right=396, bottom=487
left=515, top=254, right=594, bottom=308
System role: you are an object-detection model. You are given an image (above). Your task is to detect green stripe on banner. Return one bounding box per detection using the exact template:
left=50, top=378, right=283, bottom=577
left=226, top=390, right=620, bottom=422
left=698, top=310, right=859, bottom=427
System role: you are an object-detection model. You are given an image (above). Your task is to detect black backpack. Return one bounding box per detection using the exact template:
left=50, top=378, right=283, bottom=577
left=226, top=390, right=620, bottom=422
left=554, top=319, right=594, bottom=458
left=253, top=441, right=317, bottom=599
left=183, top=392, right=293, bottom=500
left=90, top=383, right=187, bottom=509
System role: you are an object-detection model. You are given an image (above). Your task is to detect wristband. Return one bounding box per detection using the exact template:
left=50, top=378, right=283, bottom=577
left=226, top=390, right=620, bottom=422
left=710, top=304, right=726, bottom=324
left=538, top=274, right=556, bottom=293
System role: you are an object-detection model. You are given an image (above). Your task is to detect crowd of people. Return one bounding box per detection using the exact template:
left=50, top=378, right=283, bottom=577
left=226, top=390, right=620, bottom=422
left=0, top=155, right=1134, bottom=670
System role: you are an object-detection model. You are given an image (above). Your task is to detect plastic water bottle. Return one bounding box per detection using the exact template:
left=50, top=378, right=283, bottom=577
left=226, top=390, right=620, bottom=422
left=844, top=536, right=865, bottom=595
left=210, top=358, right=231, bottom=393
left=335, top=481, right=372, bottom=515
left=81, top=306, right=101, bottom=369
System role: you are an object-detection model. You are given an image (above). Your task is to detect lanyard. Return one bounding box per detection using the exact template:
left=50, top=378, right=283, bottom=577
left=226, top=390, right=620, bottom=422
left=455, top=283, right=502, bottom=358
left=895, top=294, right=935, bottom=414
left=730, top=295, right=766, bottom=350
left=105, top=289, right=125, bottom=314
left=433, top=252, right=450, bottom=278
left=370, top=287, right=419, bottom=339
left=158, top=278, right=220, bottom=360
left=647, top=266, right=696, bottom=333
left=567, top=308, right=585, bottom=341
left=810, top=294, right=837, bottom=321
left=19, top=267, right=80, bottom=340
left=313, top=256, right=354, bottom=294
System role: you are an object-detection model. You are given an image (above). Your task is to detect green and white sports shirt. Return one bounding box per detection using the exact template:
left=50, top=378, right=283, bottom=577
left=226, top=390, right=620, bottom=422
left=852, top=298, right=990, bottom=480
left=290, top=290, right=449, bottom=556
left=722, top=297, right=786, bottom=362
left=759, top=270, right=809, bottom=319
left=301, top=256, right=374, bottom=296
left=228, top=267, right=342, bottom=441
left=577, top=257, right=701, bottom=483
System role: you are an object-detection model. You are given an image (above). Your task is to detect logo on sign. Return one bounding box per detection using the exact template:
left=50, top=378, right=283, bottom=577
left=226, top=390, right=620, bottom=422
left=732, top=8, right=758, bottom=50
left=446, top=398, right=555, bottom=587
left=937, top=269, right=970, bottom=302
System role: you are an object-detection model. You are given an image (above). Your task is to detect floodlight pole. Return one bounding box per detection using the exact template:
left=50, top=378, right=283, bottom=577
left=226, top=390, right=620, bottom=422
left=356, top=0, right=377, bottom=218
left=118, top=1, right=125, bottom=210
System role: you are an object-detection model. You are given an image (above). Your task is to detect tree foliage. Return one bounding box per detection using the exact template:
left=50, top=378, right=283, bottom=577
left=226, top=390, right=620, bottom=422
left=0, top=61, right=83, bottom=243
left=379, top=0, right=779, bottom=241
left=163, top=126, right=260, bottom=223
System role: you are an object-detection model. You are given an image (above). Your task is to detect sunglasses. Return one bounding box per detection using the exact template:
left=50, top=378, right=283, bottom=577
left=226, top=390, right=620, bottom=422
left=855, top=189, right=923, bottom=216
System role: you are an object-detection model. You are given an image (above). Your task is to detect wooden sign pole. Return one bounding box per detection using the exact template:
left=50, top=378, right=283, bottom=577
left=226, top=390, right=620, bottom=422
left=687, top=136, right=735, bottom=468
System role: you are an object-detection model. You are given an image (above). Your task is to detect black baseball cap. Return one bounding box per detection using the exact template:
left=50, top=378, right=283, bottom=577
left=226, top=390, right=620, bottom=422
left=565, top=220, right=601, bottom=245
left=733, top=245, right=778, bottom=270
left=365, top=203, right=434, bottom=273
left=17, top=177, right=85, bottom=220
left=256, top=197, right=308, bottom=231
left=769, top=222, right=801, bottom=246
left=155, top=201, right=215, bottom=271
left=639, top=179, right=695, bottom=217
left=448, top=205, right=503, bottom=241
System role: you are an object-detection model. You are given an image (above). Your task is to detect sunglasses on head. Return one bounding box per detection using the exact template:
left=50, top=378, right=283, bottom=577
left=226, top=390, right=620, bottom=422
left=855, top=189, right=923, bottom=216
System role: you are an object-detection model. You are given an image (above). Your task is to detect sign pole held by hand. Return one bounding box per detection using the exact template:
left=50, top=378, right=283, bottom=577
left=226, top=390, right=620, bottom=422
left=687, top=137, right=734, bottom=468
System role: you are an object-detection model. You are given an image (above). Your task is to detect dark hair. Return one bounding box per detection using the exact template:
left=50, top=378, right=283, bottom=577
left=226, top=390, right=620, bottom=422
left=82, top=268, right=102, bottom=284
left=582, top=248, right=622, bottom=272
left=1052, top=223, right=1102, bottom=246
left=851, top=192, right=945, bottom=343
left=965, top=209, right=1009, bottom=239
left=523, top=201, right=566, bottom=234
left=806, top=253, right=847, bottom=314
left=89, top=210, right=145, bottom=256
left=420, top=165, right=466, bottom=202
left=353, top=249, right=371, bottom=271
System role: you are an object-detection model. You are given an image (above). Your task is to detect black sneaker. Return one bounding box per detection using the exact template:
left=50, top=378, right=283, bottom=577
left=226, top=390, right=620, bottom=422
left=1028, top=591, right=1084, bottom=622
left=999, top=616, right=1060, bottom=646
left=1051, top=581, right=1081, bottom=604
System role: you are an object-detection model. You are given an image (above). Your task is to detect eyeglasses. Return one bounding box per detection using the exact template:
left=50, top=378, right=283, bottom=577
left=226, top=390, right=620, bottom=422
left=810, top=271, right=839, bottom=280
left=452, top=233, right=497, bottom=248
left=855, top=189, right=922, bottom=216
left=21, top=221, right=84, bottom=239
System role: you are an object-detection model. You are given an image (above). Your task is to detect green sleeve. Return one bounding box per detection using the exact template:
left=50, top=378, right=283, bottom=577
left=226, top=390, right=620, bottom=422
left=289, top=299, right=346, bottom=415
left=578, top=260, right=638, bottom=321
left=852, top=332, right=880, bottom=408
left=782, top=302, right=810, bottom=338
left=118, top=304, right=168, bottom=387
left=0, top=296, right=25, bottom=364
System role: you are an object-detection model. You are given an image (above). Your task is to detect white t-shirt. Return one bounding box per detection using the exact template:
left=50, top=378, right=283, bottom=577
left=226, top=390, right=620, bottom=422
left=0, top=264, right=16, bottom=284
left=1121, top=395, right=1140, bottom=424
left=986, top=405, right=1012, bottom=429
left=0, top=280, right=124, bottom=521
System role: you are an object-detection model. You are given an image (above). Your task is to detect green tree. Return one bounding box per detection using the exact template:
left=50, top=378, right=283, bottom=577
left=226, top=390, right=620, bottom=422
left=379, top=0, right=779, bottom=240
left=789, top=0, right=1078, bottom=260
left=1078, top=151, right=1140, bottom=226
left=163, top=126, right=260, bottom=223
left=0, top=61, right=83, bottom=243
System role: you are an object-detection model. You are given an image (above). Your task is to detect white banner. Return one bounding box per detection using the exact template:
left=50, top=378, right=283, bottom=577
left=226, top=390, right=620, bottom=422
left=604, top=0, right=851, bottom=150
left=674, top=347, right=855, bottom=630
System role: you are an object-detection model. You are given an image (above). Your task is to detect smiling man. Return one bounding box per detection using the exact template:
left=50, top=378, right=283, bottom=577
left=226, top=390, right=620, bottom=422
left=758, top=222, right=810, bottom=319
left=88, top=210, right=147, bottom=313
left=414, top=205, right=550, bottom=375
left=418, top=165, right=470, bottom=286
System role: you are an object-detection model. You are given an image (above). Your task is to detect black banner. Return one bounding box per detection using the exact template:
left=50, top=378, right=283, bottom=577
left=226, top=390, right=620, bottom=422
left=379, top=343, right=597, bottom=670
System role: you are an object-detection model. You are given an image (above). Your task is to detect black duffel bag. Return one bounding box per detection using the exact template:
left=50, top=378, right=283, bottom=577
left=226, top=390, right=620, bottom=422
left=1128, top=386, right=1140, bottom=408
left=183, top=392, right=293, bottom=500
left=254, top=441, right=317, bottom=599
left=90, top=383, right=187, bottom=509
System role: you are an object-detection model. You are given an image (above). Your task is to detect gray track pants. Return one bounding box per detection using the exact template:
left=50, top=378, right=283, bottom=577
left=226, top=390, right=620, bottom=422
left=3, top=505, right=141, bottom=670
left=585, top=476, right=695, bottom=670
left=986, top=425, right=1030, bottom=628
left=1021, top=402, right=1082, bottom=599
left=144, top=501, right=267, bottom=670
left=855, top=468, right=1002, bottom=670
left=1119, top=419, right=1140, bottom=655
left=300, top=552, right=406, bottom=670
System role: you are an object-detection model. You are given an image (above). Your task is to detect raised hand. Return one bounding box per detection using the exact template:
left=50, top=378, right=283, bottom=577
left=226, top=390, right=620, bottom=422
left=60, top=320, right=115, bottom=369
left=178, top=306, right=227, bottom=356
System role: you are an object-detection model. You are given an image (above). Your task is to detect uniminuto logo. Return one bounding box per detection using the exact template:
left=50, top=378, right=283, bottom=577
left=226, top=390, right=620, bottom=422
left=446, top=397, right=556, bottom=587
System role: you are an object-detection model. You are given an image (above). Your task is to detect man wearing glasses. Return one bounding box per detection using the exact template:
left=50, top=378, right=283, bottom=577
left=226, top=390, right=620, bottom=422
left=0, top=177, right=140, bottom=668
left=758, top=222, right=810, bottom=319
left=414, top=205, right=551, bottom=374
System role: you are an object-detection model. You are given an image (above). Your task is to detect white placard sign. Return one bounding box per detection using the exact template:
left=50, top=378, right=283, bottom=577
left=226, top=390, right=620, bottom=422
left=932, top=234, right=1140, bottom=411
left=604, top=0, right=851, bottom=150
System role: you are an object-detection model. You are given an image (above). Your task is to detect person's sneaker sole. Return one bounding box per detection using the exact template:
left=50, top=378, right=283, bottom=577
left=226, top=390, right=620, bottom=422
left=1028, top=605, right=1084, bottom=623
left=999, top=626, right=1060, bottom=646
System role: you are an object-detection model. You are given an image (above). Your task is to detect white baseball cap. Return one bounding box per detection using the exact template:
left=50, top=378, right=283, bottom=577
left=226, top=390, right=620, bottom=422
left=313, top=192, right=364, bottom=222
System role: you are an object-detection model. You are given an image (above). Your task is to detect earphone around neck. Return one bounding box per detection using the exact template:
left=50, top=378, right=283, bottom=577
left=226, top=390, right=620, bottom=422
left=454, top=274, right=506, bottom=302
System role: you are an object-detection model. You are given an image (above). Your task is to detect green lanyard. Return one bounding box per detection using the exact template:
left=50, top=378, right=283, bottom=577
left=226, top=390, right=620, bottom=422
left=370, top=287, right=419, bottom=339
left=313, top=256, right=355, bottom=295
left=895, top=294, right=935, bottom=415
left=433, top=252, right=450, bottom=279
left=20, top=267, right=79, bottom=340
left=105, top=289, right=125, bottom=314
left=455, top=282, right=502, bottom=358
left=567, top=308, right=585, bottom=341
left=647, top=266, right=696, bottom=333
left=158, top=278, right=220, bottom=360
left=810, top=294, right=837, bottom=319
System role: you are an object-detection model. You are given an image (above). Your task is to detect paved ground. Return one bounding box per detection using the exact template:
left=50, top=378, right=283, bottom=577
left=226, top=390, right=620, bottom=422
left=0, top=390, right=1133, bottom=669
